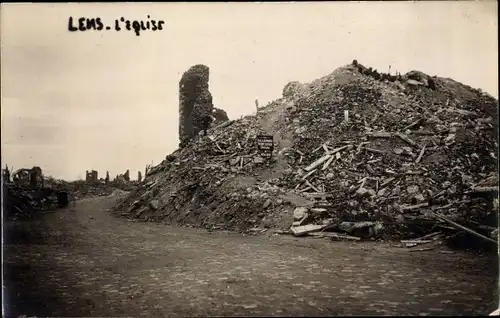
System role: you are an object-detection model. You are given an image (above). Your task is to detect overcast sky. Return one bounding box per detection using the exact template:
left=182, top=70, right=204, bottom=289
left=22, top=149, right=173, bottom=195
left=1, top=2, right=498, bottom=180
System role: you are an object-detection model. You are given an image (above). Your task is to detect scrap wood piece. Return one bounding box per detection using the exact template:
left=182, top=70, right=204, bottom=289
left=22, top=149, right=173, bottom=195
left=299, top=186, right=312, bottom=193
left=467, top=186, right=499, bottom=194
left=401, top=202, right=429, bottom=212
left=330, top=233, right=361, bottom=241
left=396, top=133, right=421, bottom=149
left=430, top=211, right=498, bottom=244
left=427, top=178, right=437, bottom=184
left=304, top=154, right=332, bottom=172
left=290, top=224, right=326, bottom=236
left=322, top=144, right=330, bottom=153
left=403, top=118, right=423, bottom=131
left=214, top=141, right=226, bottom=153
left=408, top=247, right=434, bottom=252
left=366, top=164, right=375, bottom=175
left=322, top=155, right=335, bottom=170
left=302, top=169, right=317, bottom=181
left=308, top=231, right=347, bottom=238
left=385, top=169, right=397, bottom=174
left=329, top=145, right=351, bottom=154
left=437, top=224, right=458, bottom=231
left=357, top=176, right=368, bottom=184
left=366, top=131, right=393, bottom=138
left=312, top=143, right=327, bottom=154
left=400, top=240, right=433, bottom=244
left=380, top=177, right=395, bottom=187
left=433, top=190, right=447, bottom=198
left=358, top=177, right=367, bottom=190
left=305, top=180, right=321, bottom=193
left=415, top=144, right=427, bottom=164
left=357, top=142, right=371, bottom=154
left=308, top=231, right=329, bottom=237
left=405, top=170, right=423, bottom=175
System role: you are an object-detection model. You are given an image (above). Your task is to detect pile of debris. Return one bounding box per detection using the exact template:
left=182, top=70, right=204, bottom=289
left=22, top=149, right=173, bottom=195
left=116, top=61, right=498, bottom=247
left=60, top=179, right=133, bottom=201
left=3, top=167, right=70, bottom=220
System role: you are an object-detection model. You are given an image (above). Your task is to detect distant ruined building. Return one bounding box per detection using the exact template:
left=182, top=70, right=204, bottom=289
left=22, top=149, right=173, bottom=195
left=113, top=169, right=131, bottom=183
left=86, top=170, right=98, bottom=183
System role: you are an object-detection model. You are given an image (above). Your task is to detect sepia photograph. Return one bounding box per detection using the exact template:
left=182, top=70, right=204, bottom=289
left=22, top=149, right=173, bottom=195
left=1, top=2, right=499, bottom=317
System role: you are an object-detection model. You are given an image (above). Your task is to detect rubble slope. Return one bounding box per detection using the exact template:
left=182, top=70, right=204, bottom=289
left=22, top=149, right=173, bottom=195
left=115, top=62, right=498, bottom=239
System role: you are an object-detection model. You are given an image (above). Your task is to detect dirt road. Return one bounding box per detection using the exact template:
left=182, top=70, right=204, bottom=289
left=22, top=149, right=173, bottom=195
left=3, top=194, right=498, bottom=317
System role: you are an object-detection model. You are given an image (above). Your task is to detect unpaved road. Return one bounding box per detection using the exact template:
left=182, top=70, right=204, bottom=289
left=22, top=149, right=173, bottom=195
left=3, top=194, right=498, bottom=317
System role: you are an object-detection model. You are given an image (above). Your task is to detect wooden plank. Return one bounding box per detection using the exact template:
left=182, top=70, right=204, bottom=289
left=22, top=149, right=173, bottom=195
left=290, top=224, right=326, bottom=236
left=430, top=212, right=497, bottom=244
left=415, top=144, right=426, bottom=164
left=396, top=133, right=420, bottom=148
left=322, top=155, right=335, bottom=170
left=366, top=131, right=393, bottom=138
left=304, top=154, right=332, bottom=172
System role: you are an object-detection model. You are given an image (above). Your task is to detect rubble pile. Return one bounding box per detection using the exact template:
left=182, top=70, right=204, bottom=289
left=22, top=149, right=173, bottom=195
left=116, top=61, right=498, bottom=245
left=4, top=184, right=70, bottom=220
left=3, top=170, right=70, bottom=220
left=63, top=180, right=134, bottom=200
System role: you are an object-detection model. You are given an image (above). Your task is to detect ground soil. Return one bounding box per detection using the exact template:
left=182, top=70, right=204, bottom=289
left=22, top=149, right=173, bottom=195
left=3, top=194, right=498, bottom=317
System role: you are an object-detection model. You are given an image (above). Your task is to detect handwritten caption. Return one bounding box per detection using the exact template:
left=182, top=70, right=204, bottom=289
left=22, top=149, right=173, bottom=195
left=68, top=16, right=165, bottom=36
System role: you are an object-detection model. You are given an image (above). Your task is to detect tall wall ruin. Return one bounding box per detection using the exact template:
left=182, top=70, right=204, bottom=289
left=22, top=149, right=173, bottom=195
left=178, top=64, right=214, bottom=148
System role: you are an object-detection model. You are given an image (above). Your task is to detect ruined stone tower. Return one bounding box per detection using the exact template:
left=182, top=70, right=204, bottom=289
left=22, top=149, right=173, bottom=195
left=178, top=64, right=214, bottom=148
